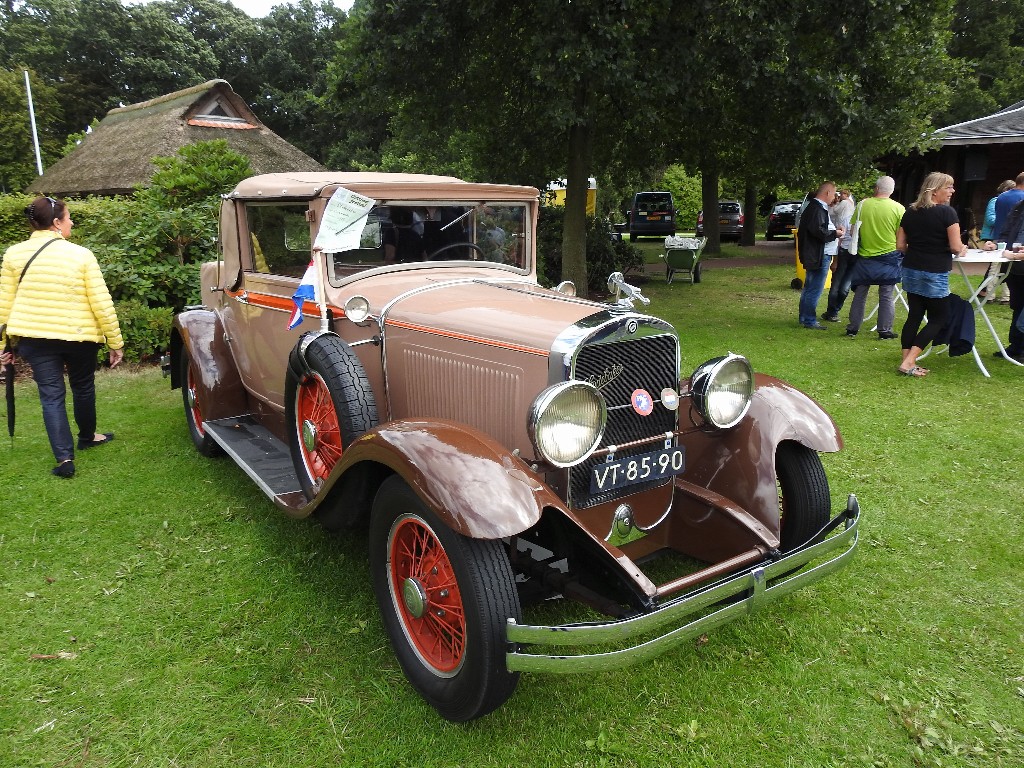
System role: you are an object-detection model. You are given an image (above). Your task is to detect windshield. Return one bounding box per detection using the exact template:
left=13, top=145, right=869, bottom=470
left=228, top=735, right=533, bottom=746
left=635, top=193, right=672, bottom=211
left=327, top=202, right=528, bottom=283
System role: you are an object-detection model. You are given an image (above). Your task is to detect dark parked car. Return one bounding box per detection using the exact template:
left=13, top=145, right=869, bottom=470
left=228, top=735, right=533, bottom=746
left=168, top=172, right=860, bottom=722
left=696, top=200, right=744, bottom=240
left=766, top=200, right=801, bottom=240
left=628, top=191, right=677, bottom=240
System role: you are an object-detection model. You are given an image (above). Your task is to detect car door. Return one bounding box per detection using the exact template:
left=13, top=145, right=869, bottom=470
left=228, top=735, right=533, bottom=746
left=223, top=201, right=316, bottom=408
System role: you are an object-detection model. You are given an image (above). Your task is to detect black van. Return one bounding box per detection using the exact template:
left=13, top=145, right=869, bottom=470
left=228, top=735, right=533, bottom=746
left=628, top=191, right=676, bottom=241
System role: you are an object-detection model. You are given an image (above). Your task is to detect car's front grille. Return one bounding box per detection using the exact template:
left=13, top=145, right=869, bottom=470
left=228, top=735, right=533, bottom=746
left=569, top=333, right=678, bottom=508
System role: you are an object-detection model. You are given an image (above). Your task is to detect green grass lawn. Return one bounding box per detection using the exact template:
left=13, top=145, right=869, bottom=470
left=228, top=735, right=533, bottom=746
left=631, top=233, right=789, bottom=267
left=1, top=261, right=1021, bottom=767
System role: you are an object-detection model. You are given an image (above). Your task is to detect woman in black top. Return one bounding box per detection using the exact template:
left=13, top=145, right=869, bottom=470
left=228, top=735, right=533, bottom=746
left=894, top=172, right=967, bottom=377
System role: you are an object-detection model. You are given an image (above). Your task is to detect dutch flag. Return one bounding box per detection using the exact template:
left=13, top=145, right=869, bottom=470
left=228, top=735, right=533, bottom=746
left=288, top=261, right=317, bottom=330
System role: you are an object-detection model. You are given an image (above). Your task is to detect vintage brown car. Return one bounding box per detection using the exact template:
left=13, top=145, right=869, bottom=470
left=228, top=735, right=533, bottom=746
left=168, top=172, right=859, bottom=722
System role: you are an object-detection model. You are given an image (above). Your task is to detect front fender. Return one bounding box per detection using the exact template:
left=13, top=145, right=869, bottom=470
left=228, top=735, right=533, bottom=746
left=338, top=419, right=566, bottom=540
left=670, top=373, right=841, bottom=559
left=171, top=309, right=247, bottom=422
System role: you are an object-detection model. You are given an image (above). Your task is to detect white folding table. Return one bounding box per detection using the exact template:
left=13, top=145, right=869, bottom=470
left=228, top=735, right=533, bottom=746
left=918, top=249, right=1022, bottom=377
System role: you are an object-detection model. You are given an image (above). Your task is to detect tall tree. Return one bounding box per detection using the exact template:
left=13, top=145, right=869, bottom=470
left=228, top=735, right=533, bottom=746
left=148, top=0, right=261, bottom=96
left=334, top=0, right=674, bottom=291
left=1, top=0, right=218, bottom=138
left=249, top=0, right=347, bottom=161
left=662, top=0, right=956, bottom=251
left=0, top=68, right=62, bottom=191
left=939, top=0, right=1024, bottom=125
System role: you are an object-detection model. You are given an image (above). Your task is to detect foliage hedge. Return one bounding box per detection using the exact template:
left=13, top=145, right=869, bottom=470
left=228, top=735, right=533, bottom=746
left=0, top=141, right=250, bottom=362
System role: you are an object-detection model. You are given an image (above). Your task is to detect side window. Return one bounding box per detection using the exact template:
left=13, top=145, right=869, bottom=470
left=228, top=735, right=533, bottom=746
left=245, top=204, right=311, bottom=277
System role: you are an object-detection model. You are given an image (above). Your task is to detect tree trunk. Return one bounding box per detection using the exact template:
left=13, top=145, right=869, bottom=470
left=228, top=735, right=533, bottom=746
left=561, top=85, right=591, bottom=293
left=741, top=183, right=758, bottom=246
left=700, top=159, right=720, bottom=255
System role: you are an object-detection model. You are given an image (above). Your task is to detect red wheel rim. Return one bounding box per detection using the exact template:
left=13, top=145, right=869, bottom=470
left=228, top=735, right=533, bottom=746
left=388, top=514, right=466, bottom=674
left=186, top=364, right=205, bottom=437
left=295, top=373, right=342, bottom=482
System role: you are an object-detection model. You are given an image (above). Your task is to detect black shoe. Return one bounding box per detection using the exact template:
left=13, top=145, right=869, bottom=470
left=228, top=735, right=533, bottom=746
left=878, top=331, right=898, bottom=340
left=803, top=323, right=828, bottom=330
left=52, top=460, right=75, bottom=478
left=994, top=349, right=1023, bottom=360
left=845, top=330, right=858, bottom=337
left=78, top=432, right=114, bottom=450
left=821, top=313, right=840, bottom=322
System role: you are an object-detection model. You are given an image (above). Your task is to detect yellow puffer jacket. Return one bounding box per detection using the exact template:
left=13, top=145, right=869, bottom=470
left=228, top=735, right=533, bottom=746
left=0, top=230, right=124, bottom=349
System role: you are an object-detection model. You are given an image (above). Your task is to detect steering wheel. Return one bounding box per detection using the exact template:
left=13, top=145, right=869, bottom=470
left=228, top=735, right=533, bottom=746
left=427, top=242, right=485, bottom=260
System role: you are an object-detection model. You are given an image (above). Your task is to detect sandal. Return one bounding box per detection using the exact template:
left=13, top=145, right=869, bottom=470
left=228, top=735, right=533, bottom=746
left=897, top=366, right=928, bottom=377
left=78, top=432, right=115, bottom=450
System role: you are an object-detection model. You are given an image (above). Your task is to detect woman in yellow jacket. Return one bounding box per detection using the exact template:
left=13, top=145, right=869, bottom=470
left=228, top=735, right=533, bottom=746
left=0, top=197, right=124, bottom=478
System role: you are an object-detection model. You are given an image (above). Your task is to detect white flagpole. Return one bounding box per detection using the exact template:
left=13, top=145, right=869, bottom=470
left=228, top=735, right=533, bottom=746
left=23, top=70, right=44, bottom=176
left=315, top=253, right=330, bottom=332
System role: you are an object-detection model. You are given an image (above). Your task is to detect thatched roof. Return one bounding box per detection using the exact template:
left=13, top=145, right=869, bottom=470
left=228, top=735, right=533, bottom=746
left=934, top=101, right=1024, bottom=146
left=28, top=80, right=324, bottom=196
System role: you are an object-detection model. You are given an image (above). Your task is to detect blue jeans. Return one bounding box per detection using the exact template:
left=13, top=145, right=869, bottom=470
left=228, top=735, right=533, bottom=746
left=825, top=248, right=856, bottom=317
left=799, top=254, right=832, bottom=326
left=17, top=339, right=100, bottom=463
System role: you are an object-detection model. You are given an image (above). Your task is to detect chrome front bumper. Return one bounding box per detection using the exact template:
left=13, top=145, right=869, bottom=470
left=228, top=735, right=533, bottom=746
left=506, top=494, right=860, bottom=673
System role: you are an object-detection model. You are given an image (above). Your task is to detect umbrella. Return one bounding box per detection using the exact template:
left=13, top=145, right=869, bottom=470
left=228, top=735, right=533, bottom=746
left=3, top=339, right=14, bottom=444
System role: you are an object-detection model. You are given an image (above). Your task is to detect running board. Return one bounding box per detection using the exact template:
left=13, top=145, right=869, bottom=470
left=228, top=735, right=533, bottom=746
left=203, top=416, right=305, bottom=504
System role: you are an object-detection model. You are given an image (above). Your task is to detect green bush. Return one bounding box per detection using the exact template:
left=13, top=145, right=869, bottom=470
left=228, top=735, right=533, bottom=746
left=537, top=205, right=644, bottom=292
left=1, top=140, right=250, bottom=313
left=0, top=193, right=33, bottom=249
left=112, top=299, right=174, bottom=363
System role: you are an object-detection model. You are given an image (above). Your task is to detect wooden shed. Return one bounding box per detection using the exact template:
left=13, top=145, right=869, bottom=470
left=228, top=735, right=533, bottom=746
left=885, top=101, right=1024, bottom=223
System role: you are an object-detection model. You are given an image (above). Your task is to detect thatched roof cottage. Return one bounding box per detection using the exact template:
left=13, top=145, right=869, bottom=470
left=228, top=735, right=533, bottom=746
left=29, top=80, right=324, bottom=197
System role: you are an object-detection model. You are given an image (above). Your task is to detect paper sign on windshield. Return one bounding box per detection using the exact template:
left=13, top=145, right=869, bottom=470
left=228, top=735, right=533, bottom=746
left=313, top=187, right=375, bottom=253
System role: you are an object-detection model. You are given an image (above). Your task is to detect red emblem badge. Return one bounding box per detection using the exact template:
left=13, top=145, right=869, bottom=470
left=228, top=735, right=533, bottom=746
left=631, top=389, right=654, bottom=416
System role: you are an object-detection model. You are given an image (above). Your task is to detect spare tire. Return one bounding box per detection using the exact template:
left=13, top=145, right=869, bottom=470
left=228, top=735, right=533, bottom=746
left=284, top=334, right=378, bottom=499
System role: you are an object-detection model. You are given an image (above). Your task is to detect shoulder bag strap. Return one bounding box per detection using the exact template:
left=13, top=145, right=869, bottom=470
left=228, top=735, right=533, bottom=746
left=2, top=240, right=57, bottom=348
left=2, top=239, right=59, bottom=346
left=17, top=237, right=58, bottom=286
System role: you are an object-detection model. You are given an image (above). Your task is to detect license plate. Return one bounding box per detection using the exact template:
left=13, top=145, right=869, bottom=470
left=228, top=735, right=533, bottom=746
left=719, top=218, right=729, bottom=225
left=590, top=446, right=685, bottom=493
left=648, top=215, right=661, bottom=220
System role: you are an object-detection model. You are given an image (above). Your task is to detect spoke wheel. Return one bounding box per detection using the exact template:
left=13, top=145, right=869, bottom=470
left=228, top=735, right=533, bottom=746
left=388, top=514, right=466, bottom=674
left=295, top=372, right=342, bottom=483
left=370, top=476, right=521, bottom=721
left=285, top=334, right=377, bottom=500
left=180, top=349, right=221, bottom=457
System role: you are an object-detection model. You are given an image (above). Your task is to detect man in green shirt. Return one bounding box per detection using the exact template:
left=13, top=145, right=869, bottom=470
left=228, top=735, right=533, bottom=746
left=845, top=176, right=906, bottom=339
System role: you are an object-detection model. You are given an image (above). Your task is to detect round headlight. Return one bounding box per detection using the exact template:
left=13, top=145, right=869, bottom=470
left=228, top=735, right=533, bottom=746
left=528, top=381, right=607, bottom=467
left=690, top=354, right=754, bottom=429
left=344, top=295, right=371, bottom=324
left=554, top=280, right=576, bottom=297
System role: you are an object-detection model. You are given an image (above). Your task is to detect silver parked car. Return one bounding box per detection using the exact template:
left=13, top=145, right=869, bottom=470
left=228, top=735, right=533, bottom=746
left=696, top=200, right=744, bottom=240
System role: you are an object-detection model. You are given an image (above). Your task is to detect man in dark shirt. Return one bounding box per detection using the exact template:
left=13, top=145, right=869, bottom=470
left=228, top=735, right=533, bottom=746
left=797, top=181, right=844, bottom=330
